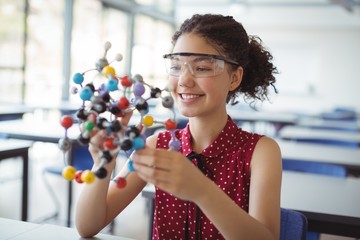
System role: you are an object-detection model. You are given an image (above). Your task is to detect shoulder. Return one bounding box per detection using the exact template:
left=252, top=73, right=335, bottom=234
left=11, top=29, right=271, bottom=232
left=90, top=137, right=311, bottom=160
left=255, top=136, right=280, bottom=151
left=251, top=136, right=282, bottom=171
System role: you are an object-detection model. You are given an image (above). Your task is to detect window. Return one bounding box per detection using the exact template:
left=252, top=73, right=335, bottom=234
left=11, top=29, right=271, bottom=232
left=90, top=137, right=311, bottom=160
left=25, top=0, right=64, bottom=106
left=132, top=14, right=173, bottom=89
left=0, top=0, right=175, bottom=107
left=0, top=0, right=26, bottom=104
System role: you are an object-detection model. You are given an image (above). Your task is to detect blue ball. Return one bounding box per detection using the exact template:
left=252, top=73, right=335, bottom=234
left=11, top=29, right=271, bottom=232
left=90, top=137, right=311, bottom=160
left=106, top=79, right=118, bottom=91
left=127, top=161, right=136, bottom=172
left=79, top=86, right=93, bottom=101
left=73, top=73, right=84, bottom=84
left=132, top=137, right=145, bottom=150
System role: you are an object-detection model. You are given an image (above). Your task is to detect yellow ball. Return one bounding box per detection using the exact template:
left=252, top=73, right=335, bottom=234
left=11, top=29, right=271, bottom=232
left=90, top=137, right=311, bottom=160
left=143, top=115, right=154, bottom=126
left=81, top=170, right=95, bottom=184
left=102, top=66, right=116, bottom=77
left=62, top=166, right=76, bottom=180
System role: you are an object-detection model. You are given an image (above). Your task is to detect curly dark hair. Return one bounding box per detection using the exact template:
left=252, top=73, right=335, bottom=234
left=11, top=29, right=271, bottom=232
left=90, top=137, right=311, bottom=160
left=172, top=14, right=278, bottom=106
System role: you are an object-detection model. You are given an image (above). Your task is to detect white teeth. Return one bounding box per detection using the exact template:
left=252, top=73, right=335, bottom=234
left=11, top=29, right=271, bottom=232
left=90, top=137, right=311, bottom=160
left=181, top=94, right=200, bottom=99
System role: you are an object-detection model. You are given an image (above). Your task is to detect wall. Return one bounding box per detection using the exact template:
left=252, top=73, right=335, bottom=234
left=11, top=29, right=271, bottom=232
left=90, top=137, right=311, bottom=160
left=175, top=2, right=360, bottom=114
left=250, top=26, right=360, bottom=114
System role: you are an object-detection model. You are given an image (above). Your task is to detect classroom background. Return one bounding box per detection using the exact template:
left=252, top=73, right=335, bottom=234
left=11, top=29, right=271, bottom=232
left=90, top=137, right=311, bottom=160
left=1, top=1, right=360, bottom=240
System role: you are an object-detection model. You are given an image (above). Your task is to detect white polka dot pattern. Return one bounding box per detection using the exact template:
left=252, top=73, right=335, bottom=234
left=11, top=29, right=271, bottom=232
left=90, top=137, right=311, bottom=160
left=151, top=116, right=262, bottom=239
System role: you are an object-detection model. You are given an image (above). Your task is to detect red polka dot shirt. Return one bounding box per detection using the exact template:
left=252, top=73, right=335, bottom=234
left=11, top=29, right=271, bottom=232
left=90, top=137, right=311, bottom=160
left=152, top=116, right=262, bottom=240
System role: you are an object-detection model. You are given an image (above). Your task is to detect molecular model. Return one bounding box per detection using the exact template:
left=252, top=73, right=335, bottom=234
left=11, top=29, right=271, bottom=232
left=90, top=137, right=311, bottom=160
left=59, top=41, right=181, bottom=189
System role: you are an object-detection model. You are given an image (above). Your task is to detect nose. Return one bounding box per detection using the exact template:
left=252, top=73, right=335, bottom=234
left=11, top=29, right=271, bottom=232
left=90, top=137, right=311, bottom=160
left=178, top=63, right=196, bottom=87
left=182, top=62, right=194, bottom=76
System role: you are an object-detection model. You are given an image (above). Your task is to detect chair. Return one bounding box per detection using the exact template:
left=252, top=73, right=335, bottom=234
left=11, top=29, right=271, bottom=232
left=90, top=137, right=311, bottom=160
left=280, top=208, right=308, bottom=240
left=41, top=145, right=93, bottom=222
left=282, top=159, right=347, bottom=178
left=294, top=138, right=358, bottom=149
left=320, top=107, right=357, bottom=121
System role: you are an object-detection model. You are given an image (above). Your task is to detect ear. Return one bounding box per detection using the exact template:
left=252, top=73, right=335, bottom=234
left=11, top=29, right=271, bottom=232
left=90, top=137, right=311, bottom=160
left=229, top=66, right=243, bottom=91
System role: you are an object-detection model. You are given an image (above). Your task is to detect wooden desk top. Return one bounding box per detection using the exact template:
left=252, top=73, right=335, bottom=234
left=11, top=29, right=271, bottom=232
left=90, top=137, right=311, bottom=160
left=279, top=125, right=360, bottom=143
left=0, top=120, right=79, bottom=143
left=0, top=139, right=33, bottom=153
left=296, top=117, right=360, bottom=131
left=227, top=108, right=298, bottom=124
left=277, top=139, right=360, bottom=168
left=0, top=217, right=133, bottom=240
left=281, top=171, right=360, bottom=218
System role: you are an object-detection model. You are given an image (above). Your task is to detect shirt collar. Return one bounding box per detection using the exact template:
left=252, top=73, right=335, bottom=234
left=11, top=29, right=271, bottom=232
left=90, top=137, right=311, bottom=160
left=180, top=116, right=237, bottom=158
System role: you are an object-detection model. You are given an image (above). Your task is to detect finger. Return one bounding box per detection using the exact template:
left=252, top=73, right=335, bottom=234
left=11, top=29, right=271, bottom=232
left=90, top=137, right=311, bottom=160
left=132, top=148, right=173, bottom=170
left=88, top=129, right=106, bottom=150
left=120, top=109, right=133, bottom=126
left=134, top=162, right=172, bottom=183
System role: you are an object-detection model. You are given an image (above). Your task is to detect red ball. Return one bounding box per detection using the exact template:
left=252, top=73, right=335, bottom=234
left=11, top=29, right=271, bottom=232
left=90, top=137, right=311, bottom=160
left=165, top=119, right=177, bottom=130
left=103, top=137, right=117, bottom=150
left=75, top=171, right=84, bottom=183
left=115, top=177, right=127, bottom=189
left=117, top=97, right=130, bottom=110
left=60, top=115, right=74, bottom=129
left=121, top=75, right=132, bottom=87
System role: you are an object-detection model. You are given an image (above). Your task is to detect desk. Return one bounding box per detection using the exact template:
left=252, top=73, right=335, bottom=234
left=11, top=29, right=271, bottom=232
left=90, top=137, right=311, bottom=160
left=0, top=139, right=33, bottom=221
left=281, top=172, right=360, bottom=237
left=0, top=119, right=78, bottom=143
left=0, top=120, right=79, bottom=227
left=142, top=172, right=360, bottom=238
left=296, top=118, right=360, bottom=131
left=0, top=217, right=133, bottom=240
left=27, top=101, right=81, bottom=116
left=277, top=139, right=360, bottom=175
left=227, top=108, right=298, bottom=134
left=0, top=105, right=32, bottom=121
left=278, top=125, right=360, bottom=145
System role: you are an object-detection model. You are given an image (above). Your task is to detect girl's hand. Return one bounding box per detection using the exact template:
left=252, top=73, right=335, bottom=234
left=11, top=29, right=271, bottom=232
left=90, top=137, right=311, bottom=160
left=131, top=147, right=207, bottom=202
left=87, top=110, right=133, bottom=168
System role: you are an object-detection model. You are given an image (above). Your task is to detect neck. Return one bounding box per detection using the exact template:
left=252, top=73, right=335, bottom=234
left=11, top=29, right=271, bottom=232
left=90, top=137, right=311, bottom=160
left=188, top=111, right=228, bottom=153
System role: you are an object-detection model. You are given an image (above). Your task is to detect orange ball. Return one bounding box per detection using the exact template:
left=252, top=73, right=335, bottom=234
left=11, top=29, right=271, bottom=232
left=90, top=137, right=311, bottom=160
left=62, top=166, right=76, bottom=180
left=102, top=66, right=116, bottom=77
left=81, top=170, right=95, bottom=184
left=143, top=115, right=154, bottom=127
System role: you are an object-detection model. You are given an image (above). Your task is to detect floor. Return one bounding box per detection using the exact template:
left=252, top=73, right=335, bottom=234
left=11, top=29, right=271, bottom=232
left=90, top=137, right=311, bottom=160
left=0, top=141, right=356, bottom=240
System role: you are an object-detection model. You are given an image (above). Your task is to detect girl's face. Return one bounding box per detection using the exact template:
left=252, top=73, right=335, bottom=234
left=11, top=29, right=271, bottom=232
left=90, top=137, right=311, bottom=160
left=167, top=33, right=240, bottom=118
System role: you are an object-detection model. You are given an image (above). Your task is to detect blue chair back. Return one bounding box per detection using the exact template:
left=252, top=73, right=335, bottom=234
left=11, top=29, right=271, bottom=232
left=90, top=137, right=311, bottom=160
left=43, top=145, right=93, bottom=175
left=294, top=138, right=358, bottom=149
left=320, top=107, right=357, bottom=121
left=282, top=159, right=347, bottom=177
left=280, top=208, right=307, bottom=240
left=70, top=145, right=94, bottom=171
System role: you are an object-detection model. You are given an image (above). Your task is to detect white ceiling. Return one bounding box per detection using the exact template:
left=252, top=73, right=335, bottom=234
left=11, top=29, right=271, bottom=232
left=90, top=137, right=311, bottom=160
left=175, top=0, right=360, bottom=28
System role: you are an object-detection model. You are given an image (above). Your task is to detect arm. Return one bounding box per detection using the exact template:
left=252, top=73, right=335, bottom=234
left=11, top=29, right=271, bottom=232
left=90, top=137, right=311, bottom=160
left=75, top=127, right=156, bottom=237
left=75, top=160, right=146, bottom=237
left=132, top=136, right=282, bottom=240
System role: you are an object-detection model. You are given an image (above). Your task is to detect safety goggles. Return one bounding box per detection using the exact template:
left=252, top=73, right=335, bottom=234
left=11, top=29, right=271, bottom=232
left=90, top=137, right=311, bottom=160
left=163, top=52, right=239, bottom=78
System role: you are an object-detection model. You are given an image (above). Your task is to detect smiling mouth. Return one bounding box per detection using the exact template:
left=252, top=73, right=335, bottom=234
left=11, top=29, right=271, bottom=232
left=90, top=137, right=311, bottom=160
left=179, top=93, right=202, bottom=100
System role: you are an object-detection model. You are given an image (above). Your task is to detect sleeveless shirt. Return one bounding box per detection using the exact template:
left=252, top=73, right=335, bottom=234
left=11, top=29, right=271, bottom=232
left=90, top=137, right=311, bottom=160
left=152, top=116, right=262, bottom=240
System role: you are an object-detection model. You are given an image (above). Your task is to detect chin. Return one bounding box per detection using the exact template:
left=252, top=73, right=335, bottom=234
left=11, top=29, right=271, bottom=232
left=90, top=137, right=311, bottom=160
left=178, top=108, right=198, bottom=118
